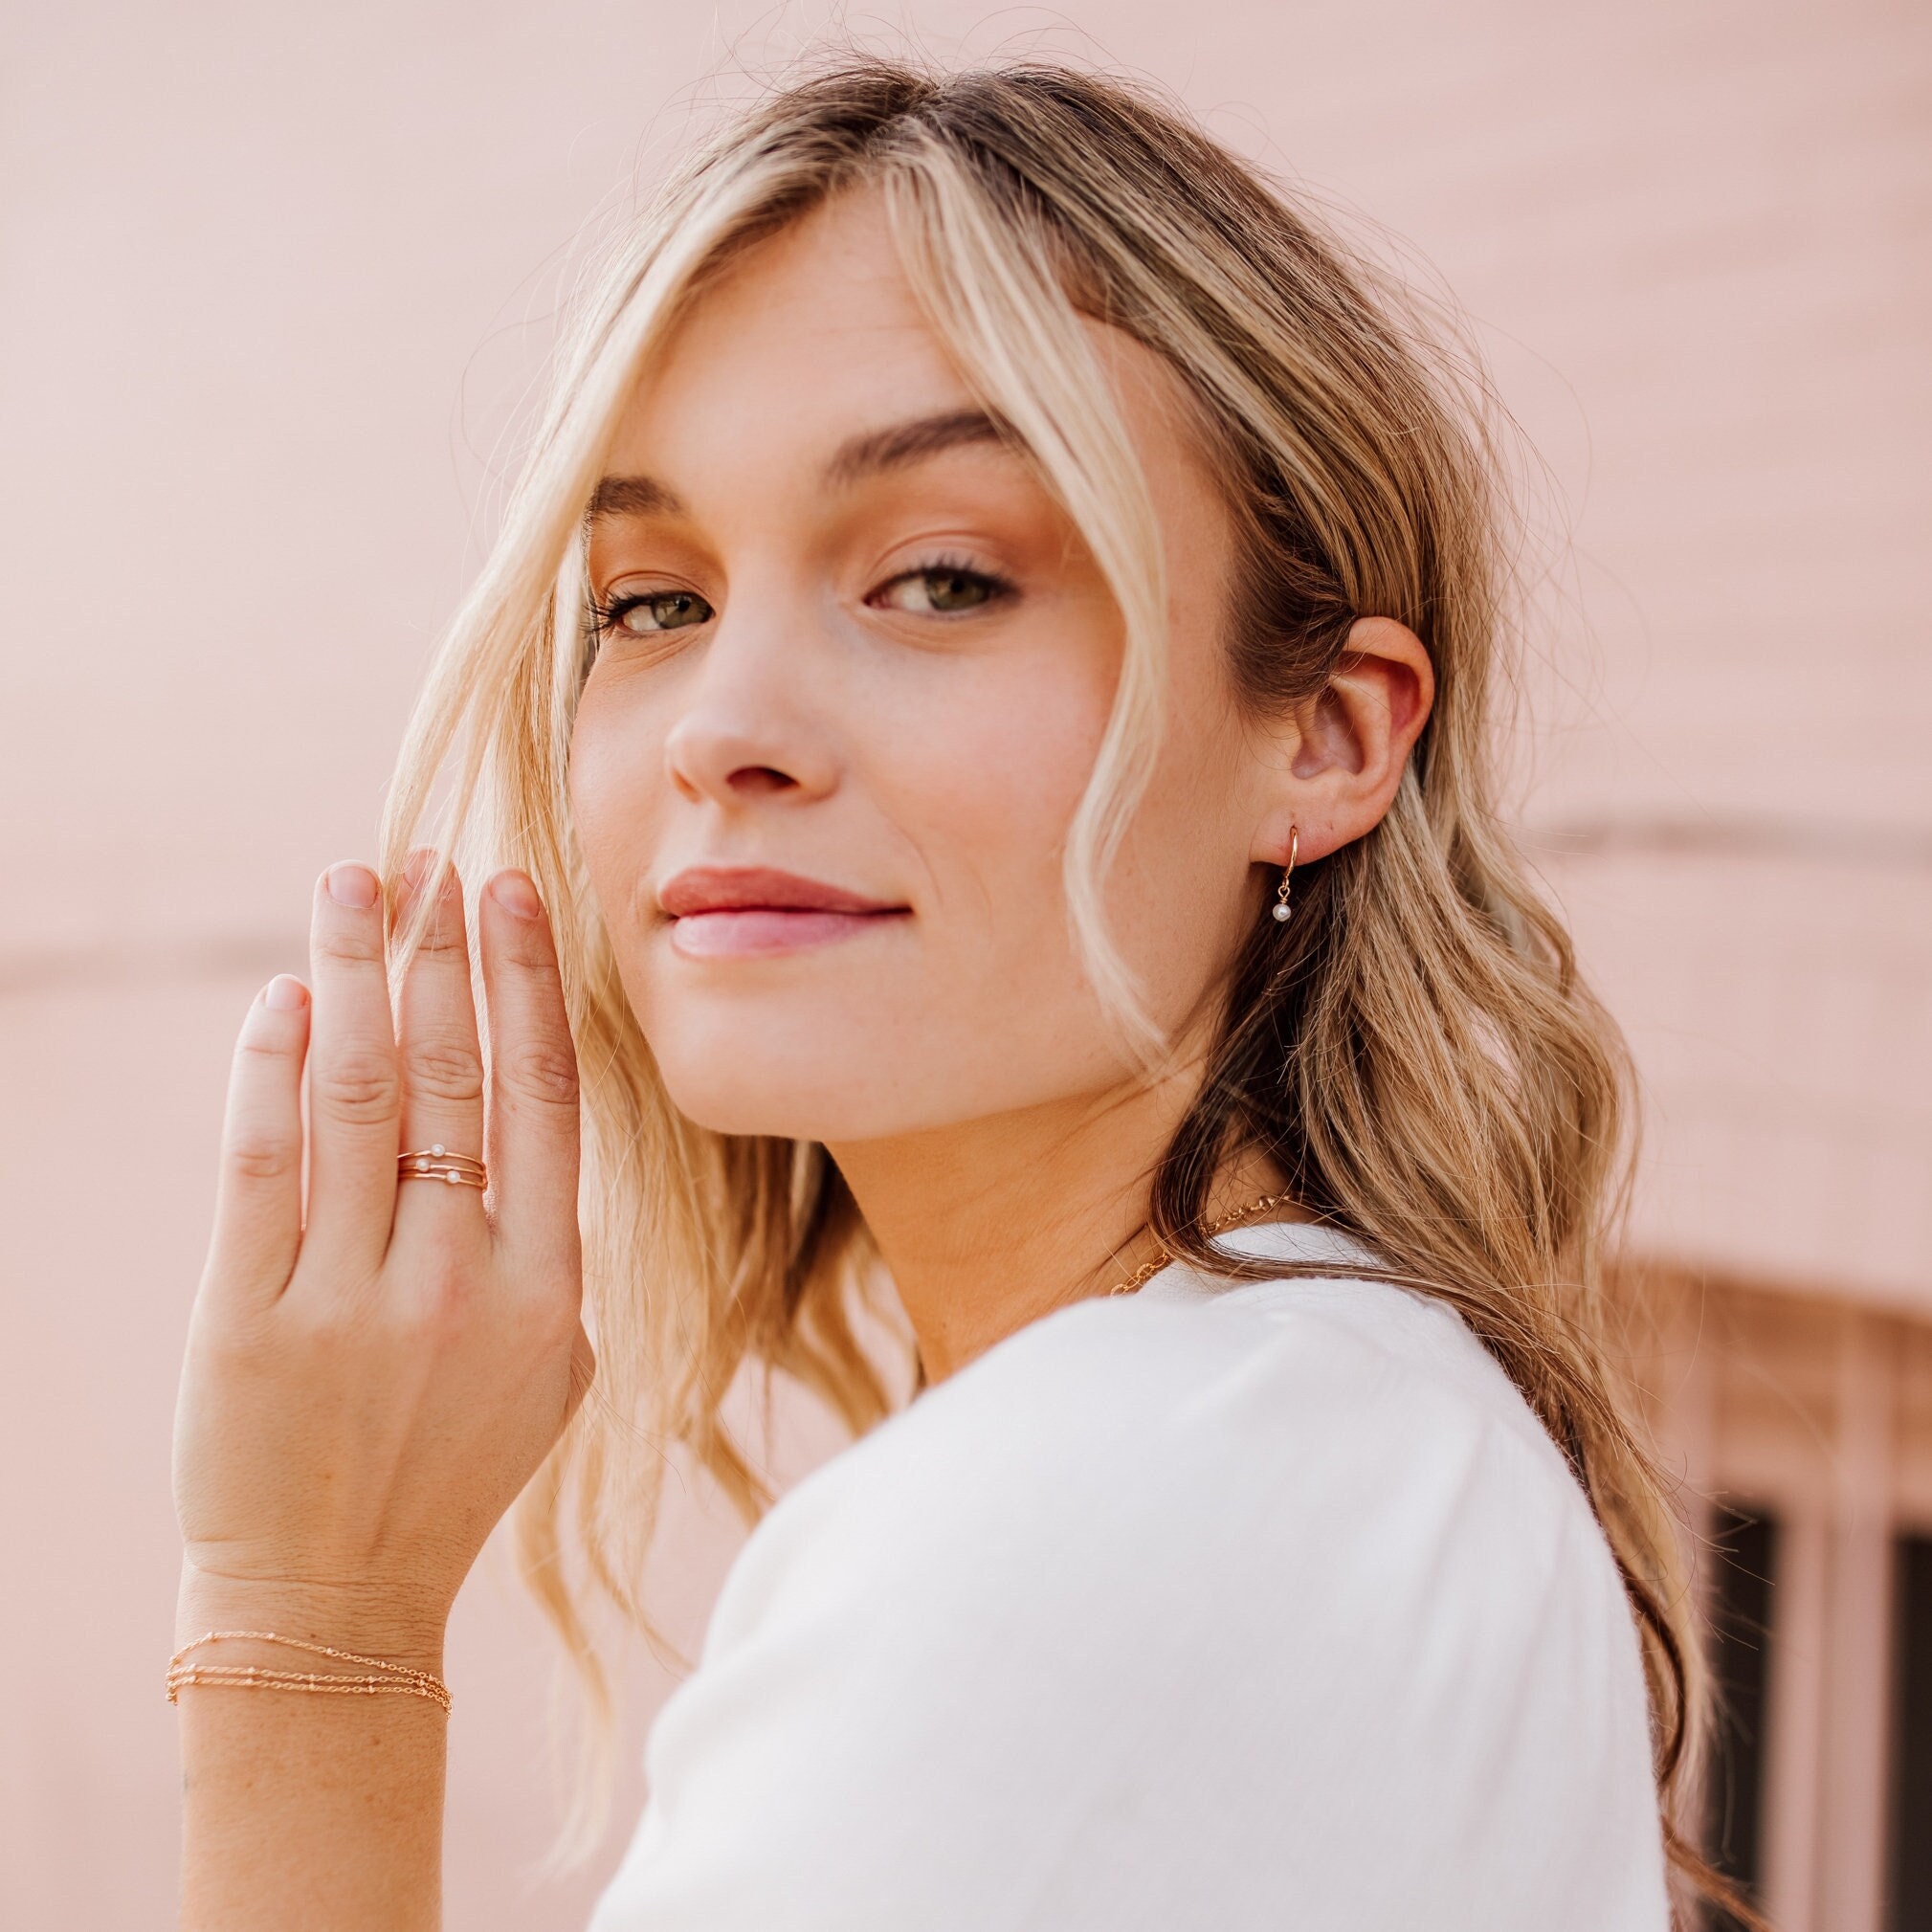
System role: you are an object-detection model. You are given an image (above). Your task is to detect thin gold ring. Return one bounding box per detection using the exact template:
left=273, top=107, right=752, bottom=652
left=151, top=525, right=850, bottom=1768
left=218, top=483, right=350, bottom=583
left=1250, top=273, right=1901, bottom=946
left=398, top=1144, right=488, bottom=1188
left=400, top=1144, right=483, bottom=1169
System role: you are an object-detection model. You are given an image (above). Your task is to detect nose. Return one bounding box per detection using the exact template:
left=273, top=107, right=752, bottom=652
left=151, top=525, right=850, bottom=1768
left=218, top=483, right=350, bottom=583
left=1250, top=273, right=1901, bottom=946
left=660, top=592, right=840, bottom=810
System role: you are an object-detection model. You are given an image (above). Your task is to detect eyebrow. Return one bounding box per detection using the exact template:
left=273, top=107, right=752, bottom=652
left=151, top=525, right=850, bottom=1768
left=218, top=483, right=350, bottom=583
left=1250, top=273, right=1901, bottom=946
left=824, top=407, right=1016, bottom=486
left=586, top=408, right=1018, bottom=523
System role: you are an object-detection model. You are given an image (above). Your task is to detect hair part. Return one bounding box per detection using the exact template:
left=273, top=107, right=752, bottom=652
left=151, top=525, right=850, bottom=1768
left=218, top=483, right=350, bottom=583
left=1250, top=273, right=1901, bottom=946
left=379, top=55, right=1753, bottom=1924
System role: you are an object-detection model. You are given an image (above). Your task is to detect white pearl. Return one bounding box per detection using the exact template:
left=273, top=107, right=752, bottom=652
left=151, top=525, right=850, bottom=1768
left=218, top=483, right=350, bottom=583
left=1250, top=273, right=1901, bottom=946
left=1272, top=901, right=1291, bottom=922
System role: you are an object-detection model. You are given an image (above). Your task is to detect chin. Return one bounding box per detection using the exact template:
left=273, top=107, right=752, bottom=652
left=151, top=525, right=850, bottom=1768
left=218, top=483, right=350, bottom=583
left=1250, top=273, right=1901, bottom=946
left=660, top=1079, right=895, bottom=1144
left=649, top=1037, right=917, bottom=1144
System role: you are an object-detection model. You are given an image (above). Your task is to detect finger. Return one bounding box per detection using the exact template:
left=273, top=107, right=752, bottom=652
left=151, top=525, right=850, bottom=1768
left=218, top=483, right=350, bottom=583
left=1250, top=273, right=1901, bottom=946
left=302, top=861, right=402, bottom=1266
left=392, top=850, right=488, bottom=1211
left=478, top=869, right=581, bottom=1276
left=202, top=975, right=311, bottom=1301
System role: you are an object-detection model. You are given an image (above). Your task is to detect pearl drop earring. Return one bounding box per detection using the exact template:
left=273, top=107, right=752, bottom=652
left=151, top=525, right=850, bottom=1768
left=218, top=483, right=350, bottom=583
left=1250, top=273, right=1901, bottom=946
left=1272, top=825, right=1299, bottom=924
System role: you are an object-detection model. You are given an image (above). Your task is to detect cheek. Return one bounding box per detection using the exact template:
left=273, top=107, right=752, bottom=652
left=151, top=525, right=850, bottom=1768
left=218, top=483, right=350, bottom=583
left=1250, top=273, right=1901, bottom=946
left=907, top=658, right=1252, bottom=1090
left=1130, top=690, right=1272, bottom=1028
left=566, top=680, right=663, bottom=908
left=897, top=655, right=1108, bottom=941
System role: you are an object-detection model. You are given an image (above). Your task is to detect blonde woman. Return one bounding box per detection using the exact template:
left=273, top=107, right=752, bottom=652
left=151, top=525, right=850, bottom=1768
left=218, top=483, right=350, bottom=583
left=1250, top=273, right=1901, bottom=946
left=169, top=58, right=1747, bottom=1932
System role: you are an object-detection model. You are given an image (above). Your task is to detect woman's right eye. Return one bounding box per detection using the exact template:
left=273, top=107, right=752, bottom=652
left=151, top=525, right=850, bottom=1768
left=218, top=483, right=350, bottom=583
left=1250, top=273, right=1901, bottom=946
left=595, top=588, right=715, bottom=636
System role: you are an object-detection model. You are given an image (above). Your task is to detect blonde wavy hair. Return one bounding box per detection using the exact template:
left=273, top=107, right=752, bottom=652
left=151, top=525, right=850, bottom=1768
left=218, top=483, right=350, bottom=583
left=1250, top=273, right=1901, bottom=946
left=381, top=56, right=1745, bottom=1925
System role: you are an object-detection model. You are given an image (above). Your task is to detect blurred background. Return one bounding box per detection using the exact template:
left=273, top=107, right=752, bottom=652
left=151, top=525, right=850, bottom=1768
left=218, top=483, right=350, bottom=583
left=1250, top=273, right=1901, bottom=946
left=3, top=1, right=1926, bottom=1926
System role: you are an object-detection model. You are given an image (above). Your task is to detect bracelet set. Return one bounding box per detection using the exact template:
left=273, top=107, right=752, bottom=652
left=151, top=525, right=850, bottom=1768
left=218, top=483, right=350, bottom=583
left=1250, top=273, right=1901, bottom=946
left=166, top=1630, right=452, bottom=1715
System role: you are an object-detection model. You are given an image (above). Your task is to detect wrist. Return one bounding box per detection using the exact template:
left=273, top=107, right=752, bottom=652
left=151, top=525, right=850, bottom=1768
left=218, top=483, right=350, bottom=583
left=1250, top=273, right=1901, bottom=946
left=175, top=1566, right=450, bottom=1675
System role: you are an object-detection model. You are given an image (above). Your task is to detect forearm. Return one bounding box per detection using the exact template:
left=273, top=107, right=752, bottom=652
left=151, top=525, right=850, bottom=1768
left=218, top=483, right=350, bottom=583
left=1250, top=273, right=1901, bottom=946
left=170, top=863, right=586, bottom=1926
left=175, top=1574, right=449, bottom=1932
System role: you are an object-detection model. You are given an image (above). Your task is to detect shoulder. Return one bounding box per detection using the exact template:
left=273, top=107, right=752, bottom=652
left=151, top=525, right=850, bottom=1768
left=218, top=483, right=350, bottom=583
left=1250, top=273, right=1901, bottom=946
left=716, top=1265, right=1606, bottom=1646
left=596, top=1261, right=1670, bottom=1931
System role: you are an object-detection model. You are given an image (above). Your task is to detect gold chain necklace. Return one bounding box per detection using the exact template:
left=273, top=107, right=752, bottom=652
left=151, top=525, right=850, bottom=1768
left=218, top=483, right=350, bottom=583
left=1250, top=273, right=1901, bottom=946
left=1103, top=1189, right=1301, bottom=1298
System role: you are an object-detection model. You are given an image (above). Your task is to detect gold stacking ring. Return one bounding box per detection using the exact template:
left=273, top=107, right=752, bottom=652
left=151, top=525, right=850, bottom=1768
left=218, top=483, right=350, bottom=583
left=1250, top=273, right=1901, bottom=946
left=397, top=1144, right=488, bottom=1189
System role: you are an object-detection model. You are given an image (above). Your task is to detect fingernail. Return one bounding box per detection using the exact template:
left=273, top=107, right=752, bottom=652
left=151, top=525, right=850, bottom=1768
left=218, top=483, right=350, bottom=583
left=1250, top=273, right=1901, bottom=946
left=402, top=846, right=443, bottom=893
left=490, top=870, right=543, bottom=920
left=263, top=974, right=308, bottom=1010
left=325, top=862, right=379, bottom=909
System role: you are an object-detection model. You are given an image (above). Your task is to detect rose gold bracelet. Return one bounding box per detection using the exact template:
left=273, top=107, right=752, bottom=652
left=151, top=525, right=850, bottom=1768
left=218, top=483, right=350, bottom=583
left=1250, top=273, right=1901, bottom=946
left=166, top=1630, right=452, bottom=1714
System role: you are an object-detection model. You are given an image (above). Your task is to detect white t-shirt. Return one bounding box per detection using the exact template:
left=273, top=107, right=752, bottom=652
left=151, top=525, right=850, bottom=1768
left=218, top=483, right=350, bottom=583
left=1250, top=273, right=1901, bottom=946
left=588, top=1219, right=1670, bottom=1931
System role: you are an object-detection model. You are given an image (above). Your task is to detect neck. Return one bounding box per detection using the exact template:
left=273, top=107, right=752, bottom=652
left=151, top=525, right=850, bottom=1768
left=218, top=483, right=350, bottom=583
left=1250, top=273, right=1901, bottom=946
left=826, top=1059, right=1304, bottom=1386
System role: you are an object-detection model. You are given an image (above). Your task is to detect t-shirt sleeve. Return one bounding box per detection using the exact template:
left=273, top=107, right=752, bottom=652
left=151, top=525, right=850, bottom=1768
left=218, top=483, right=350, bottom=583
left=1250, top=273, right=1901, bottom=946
left=586, top=1290, right=1670, bottom=1932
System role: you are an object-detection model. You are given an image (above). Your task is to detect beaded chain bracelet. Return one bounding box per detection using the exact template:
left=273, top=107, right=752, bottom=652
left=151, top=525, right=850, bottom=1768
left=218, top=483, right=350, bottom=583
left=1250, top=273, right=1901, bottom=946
left=167, top=1631, right=452, bottom=1715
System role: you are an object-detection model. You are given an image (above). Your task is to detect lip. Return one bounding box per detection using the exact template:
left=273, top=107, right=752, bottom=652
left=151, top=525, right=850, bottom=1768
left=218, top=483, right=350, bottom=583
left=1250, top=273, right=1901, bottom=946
left=657, top=865, right=910, bottom=960
left=658, top=865, right=904, bottom=917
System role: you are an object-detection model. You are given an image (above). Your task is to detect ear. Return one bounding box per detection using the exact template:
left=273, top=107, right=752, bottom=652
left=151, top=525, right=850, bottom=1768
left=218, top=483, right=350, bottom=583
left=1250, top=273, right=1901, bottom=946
left=1249, top=616, right=1434, bottom=866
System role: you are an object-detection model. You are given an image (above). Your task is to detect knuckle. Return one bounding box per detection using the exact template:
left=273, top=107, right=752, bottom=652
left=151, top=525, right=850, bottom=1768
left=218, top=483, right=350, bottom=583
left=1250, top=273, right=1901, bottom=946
left=284, top=1284, right=378, bottom=1351
left=312, top=1053, right=402, bottom=1122
left=404, top=1037, right=485, bottom=1103
left=410, top=916, right=468, bottom=958
left=525, top=1279, right=579, bottom=1340
left=194, top=1304, right=273, bottom=1371
left=228, top=1135, right=299, bottom=1185
left=502, top=1040, right=579, bottom=1108
left=400, top=1260, right=476, bottom=1339
left=522, top=1300, right=586, bottom=1377
left=313, top=922, right=385, bottom=966
left=236, top=1032, right=297, bottom=1068
left=507, top=940, right=562, bottom=978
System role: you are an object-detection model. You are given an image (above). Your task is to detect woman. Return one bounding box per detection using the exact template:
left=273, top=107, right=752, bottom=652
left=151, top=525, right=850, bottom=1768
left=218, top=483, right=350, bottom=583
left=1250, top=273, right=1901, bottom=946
left=169, top=57, right=1742, bottom=1930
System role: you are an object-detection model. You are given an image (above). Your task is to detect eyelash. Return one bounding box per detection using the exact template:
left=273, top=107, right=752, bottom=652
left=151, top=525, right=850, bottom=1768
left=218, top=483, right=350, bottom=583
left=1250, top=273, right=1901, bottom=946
left=584, top=588, right=708, bottom=642
left=585, top=555, right=1015, bottom=643
left=888, top=553, right=1015, bottom=614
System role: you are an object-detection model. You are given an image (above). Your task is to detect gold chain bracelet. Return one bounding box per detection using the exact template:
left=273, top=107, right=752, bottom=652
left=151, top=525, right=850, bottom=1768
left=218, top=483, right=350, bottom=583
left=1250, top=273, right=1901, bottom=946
left=166, top=1630, right=452, bottom=1715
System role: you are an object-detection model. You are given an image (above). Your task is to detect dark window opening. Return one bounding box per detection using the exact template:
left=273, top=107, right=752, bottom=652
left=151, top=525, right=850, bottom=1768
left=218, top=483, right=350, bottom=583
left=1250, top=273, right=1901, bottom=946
left=1704, top=1501, right=1778, bottom=1926
left=1888, top=1533, right=1932, bottom=1932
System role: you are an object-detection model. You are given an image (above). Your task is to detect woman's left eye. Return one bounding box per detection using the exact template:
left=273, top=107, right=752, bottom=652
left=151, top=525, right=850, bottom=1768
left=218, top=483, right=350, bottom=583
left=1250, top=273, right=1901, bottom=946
left=869, top=565, right=1010, bottom=616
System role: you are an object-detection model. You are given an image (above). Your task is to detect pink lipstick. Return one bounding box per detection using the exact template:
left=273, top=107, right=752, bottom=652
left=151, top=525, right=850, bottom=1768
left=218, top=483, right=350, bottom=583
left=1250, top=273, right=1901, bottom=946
left=657, top=865, right=910, bottom=959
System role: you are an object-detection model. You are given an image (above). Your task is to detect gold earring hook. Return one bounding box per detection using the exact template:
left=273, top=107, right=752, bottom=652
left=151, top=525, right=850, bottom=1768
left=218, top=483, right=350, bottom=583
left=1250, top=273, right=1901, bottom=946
left=1272, top=825, right=1299, bottom=924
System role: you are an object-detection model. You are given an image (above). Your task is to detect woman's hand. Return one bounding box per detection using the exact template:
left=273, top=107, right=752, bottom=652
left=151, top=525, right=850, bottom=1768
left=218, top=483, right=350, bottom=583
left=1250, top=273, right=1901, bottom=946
left=171, top=854, right=595, bottom=1652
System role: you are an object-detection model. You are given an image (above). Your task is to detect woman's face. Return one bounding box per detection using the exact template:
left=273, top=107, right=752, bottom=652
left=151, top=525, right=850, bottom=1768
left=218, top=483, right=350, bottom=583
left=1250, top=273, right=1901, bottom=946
left=570, top=189, right=1277, bottom=1144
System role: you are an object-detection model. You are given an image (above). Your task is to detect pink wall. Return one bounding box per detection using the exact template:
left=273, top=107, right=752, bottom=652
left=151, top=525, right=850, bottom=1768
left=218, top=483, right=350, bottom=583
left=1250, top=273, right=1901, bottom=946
left=4, top=2, right=1926, bottom=1924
